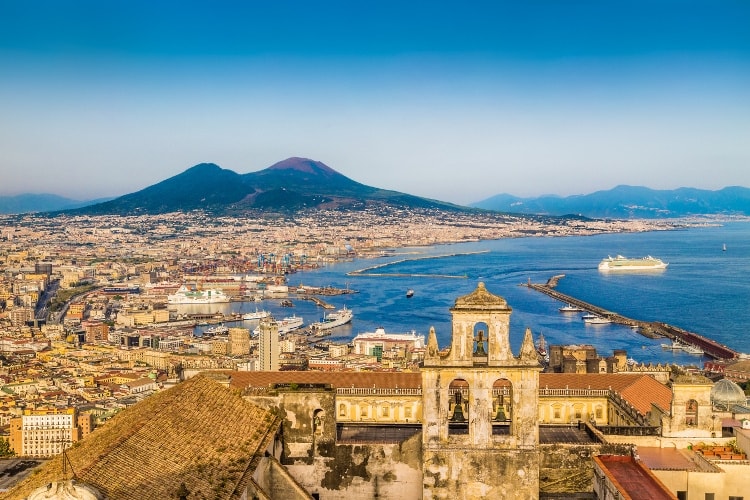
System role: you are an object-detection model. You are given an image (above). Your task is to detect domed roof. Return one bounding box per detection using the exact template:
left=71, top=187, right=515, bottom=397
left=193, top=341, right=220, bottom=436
left=711, top=379, right=747, bottom=406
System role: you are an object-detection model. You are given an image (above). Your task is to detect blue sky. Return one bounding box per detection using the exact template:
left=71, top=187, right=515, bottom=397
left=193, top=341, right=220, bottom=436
left=1, top=1, right=748, bottom=204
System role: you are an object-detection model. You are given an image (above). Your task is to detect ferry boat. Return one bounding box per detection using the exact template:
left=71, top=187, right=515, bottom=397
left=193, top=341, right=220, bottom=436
left=598, top=255, right=668, bottom=272
left=252, top=315, right=304, bottom=335
left=310, top=306, right=353, bottom=332
left=583, top=315, right=611, bottom=324
left=559, top=303, right=583, bottom=313
left=242, top=308, right=270, bottom=320
left=168, top=285, right=230, bottom=304
left=203, top=323, right=229, bottom=336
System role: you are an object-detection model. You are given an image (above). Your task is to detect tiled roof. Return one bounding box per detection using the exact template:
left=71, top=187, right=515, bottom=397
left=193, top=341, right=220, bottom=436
left=540, top=373, right=673, bottom=416
left=227, top=370, right=423, bottom=391
left=4, top=375, right=280, bottom=500
left=595, top=455, right=676, bottom=500
left=227, top=371, right=672, bottom=416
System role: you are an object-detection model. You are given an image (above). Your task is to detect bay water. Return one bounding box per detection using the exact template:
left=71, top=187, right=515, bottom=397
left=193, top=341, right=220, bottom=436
left=194, top=220, right=750, bottom=367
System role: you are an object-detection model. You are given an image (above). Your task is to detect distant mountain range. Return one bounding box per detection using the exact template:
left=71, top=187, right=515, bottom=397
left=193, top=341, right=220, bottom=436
left=60, top=157, right=465, bottom=216
left=472, top=185, right=750, bottom=219
left=0, top=193, right=112, bottom=215
left=2, top=159, right=748, bottom=218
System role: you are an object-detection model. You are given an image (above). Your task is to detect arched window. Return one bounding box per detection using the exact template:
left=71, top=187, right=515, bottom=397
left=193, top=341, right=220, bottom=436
left=685, top=399, right=698, bottom=426
left=492, top=378, right=513, bottom=435
left=472, top=322, right=490, bottom=357
left=448, top=379, right=469, bottom=435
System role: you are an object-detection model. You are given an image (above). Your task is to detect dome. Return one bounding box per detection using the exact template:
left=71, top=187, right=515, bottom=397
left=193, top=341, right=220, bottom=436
left=711, top=379, right=747, bottom=407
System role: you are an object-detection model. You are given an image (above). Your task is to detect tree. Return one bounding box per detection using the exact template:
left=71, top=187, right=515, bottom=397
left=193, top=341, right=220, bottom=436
left=0, top=437, right=15, bottom=457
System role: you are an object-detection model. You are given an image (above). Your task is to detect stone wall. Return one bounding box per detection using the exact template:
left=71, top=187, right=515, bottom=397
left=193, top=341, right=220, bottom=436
left=286, top=433, right=423, bottom=500
left=423, top=448, right=539, bottom=500
left=539, top=443, right=631, bottom=495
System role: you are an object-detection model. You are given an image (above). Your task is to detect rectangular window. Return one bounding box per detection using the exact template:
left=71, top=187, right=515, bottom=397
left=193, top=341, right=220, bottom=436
left=677, top=492, right=687, bottom=500
left=704, top=494, right=714, bottom=500
left=728, top=497, right=743, bottom=500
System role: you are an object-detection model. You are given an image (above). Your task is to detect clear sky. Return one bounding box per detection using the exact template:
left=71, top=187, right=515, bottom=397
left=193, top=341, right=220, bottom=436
left=1, top=1, right=748, bottom=205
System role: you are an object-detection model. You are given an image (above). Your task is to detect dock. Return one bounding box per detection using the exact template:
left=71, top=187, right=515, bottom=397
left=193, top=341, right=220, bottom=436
left=526, top=277, right=739, bottom=360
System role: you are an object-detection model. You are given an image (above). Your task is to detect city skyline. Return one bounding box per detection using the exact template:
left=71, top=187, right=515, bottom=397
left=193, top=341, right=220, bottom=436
left=1, top=1, right=749, bottom=204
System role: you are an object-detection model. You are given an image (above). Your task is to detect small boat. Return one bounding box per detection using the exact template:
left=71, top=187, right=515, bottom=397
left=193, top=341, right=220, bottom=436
left=406, top=289, right=414, bottom=298
left=723, top=243, right=727, bottom=252
left=680, top=343, right=704, bottom=355
left=661, top=341, right=682, bottom=350
left=583, top=316, right=611, bottom=324
left=559, top=304, right=583, bottom=313
left=581, top=313, right=598, bottom=320
left=280, top=299, right=294, bottom=307
left=204, top=323, right=229, bottom=336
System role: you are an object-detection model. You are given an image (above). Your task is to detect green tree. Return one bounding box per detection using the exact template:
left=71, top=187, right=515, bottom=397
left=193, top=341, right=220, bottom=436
left=0, top=437, right=15, bottom=457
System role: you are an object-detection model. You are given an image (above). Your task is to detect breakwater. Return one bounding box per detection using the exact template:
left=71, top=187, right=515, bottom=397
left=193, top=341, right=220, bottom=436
left=526, top=276, right=739, bottom=361
left=347, top=250, right=488, bottom=278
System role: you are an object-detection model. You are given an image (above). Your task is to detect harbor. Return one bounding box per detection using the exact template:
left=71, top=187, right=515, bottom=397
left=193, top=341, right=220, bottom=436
left=526, top=275, right=739, bottom=361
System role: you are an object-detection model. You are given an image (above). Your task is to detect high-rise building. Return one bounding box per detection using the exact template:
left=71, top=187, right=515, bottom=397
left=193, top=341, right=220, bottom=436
left=228, top=327, right=251, bottom=356
left=258, top=317, right=280, bottom=371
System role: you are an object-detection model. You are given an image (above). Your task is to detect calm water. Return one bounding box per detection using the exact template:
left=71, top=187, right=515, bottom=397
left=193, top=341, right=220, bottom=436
left=192, top=221, right=750, bottom=366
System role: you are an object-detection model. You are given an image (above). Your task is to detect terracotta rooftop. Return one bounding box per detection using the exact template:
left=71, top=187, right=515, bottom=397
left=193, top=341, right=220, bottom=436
left=595, top=455, right=676, bottom=500
left=540, top=373, right=673, bottom=416
left=226, top=370, right=423, bottom=391
left=637, top=447, right=718, bottom=472
left=4, top=375, right=280, bottom=500
left=227, top=372, right=672, bottom=417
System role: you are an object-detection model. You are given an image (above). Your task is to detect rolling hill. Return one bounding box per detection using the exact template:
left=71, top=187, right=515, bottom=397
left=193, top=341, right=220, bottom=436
left=471, top=185, right=750, bottom=219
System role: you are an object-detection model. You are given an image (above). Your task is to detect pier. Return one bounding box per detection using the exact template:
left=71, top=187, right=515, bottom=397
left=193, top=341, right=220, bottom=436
left=526, top=277, right=739, bottom=360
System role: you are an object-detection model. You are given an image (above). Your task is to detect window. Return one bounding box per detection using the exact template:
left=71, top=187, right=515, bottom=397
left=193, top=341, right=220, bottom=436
left=677, top=492, right=686, bottom=500
left=704, top=494, right=714, bottom=500
left=405, top=406, right=412, bottom=418
left=728, top=497, right=743, bottom=500
left=685, top=399, right=698, bottom=426
left=381, top=405, right=390, bottom=417
left=595, top=407, right=603, bottom=419
left=338, top=404, right=346, bottom=417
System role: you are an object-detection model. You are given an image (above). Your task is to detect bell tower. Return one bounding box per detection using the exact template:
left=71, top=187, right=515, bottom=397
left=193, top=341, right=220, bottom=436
left=422, top=283, right=541, bottom=499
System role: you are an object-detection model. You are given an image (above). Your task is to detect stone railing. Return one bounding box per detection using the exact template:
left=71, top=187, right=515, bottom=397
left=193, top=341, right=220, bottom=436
left=336, top=387, right=422, bottom=396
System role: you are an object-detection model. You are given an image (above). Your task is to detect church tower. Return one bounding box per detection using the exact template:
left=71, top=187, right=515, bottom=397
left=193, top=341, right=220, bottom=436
left=422, top=283, right=541, bottom=499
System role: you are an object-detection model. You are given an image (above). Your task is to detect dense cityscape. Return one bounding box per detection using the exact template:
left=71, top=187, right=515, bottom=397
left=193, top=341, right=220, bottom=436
left=0, top=208, right=749, bottom=499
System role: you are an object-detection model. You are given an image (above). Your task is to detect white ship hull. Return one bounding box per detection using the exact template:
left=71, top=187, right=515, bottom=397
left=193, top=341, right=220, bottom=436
left=310, top=307, right=353, bottom=332
left=168, top=285, right=230, bottom=304
left=598, top=255, right=668, bottom=271
left=253, top=315, right=304, bottom=335
left=242, top=309, right=270, bottom=320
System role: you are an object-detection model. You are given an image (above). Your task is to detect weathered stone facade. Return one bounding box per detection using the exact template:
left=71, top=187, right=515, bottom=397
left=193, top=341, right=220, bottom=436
left=421, top=282, right=542, bottom=499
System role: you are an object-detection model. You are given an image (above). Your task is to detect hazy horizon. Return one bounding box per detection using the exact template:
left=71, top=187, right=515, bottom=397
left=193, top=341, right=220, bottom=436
left=1, top=1, right=748, bottom=205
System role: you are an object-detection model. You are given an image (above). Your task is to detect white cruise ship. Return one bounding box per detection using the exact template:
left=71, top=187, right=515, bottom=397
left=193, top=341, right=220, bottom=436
left=598, top=255, right=668, bottom=272
left=167, top=285, right=230, bottom=304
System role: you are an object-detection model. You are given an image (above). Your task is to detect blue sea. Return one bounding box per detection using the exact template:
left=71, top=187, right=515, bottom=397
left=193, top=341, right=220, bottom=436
left=194, top=221, right=750, bottom=366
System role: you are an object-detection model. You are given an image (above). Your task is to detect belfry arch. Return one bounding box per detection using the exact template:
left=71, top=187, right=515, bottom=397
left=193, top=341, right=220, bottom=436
left=422, top=282, right=542, bottom=499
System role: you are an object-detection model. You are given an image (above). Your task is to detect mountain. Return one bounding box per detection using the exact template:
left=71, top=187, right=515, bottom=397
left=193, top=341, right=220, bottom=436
left=472, top=185, right=750, bottom=219
left=69, top=157, right=467, bottom=215
left=0, top=193, right=111, bottom=215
